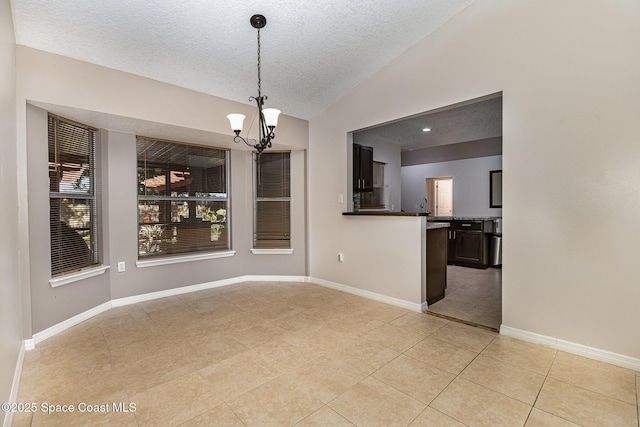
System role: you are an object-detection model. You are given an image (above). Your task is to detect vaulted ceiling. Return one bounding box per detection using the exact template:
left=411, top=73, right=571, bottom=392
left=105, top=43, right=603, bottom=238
left=11, top=0, right=477, bottom=120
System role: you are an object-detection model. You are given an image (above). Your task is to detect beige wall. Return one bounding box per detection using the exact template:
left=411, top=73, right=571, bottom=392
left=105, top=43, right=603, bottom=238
left=16, top=47, right=308, bottom=151
left=309, top=0, right=640, bottom=358
left=17, top=49, right=309, bottom=334
left=0, top=0, right=23, bottom=411
left=26, top=106, right=112, bottom=333
left=9, top=0, right=640, bottom=361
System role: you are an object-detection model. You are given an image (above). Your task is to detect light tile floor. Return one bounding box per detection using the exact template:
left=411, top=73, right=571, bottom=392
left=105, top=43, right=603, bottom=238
left=428, top=266, right=502, bottom=330
left=12, top=281, right=639, bottom=427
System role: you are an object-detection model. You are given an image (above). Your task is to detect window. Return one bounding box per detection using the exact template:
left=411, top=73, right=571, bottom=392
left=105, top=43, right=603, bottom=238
left=48, top=115, right=99, bottom=275
left=137, top=137, right=229, bottom=258
left=254, top=152, right=290, bottom=249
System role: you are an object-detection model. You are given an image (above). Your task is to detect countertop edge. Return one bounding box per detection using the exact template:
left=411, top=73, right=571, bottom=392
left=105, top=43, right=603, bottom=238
left=426, top=222, right=451, bottom=230
left=426, top=216, right=501, bottom=221
left=342, top=212, right=500, bottom=222
left=342, top=211, right=428, bottom=217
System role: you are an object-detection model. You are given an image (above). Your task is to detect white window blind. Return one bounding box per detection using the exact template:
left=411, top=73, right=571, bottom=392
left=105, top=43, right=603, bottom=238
left=137, top=137, right=229, bottom=258
left=254, top=152, right=291, bottom=249
left=48, top=115, right=99, bottom=276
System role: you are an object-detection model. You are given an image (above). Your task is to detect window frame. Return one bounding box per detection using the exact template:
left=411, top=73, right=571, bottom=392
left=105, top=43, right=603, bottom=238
left=136, top=136, right=231, bottom=259
left=48, top=114, right=100, bottom=277
left=252, top=151, right=292, bottom=251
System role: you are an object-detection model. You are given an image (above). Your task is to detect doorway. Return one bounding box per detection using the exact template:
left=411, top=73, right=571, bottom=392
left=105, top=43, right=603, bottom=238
left=352, top=93, right=503, bottom=331
left=426, top=177, right=453, bottom=216
left=428, top=266, right=502, bottom=331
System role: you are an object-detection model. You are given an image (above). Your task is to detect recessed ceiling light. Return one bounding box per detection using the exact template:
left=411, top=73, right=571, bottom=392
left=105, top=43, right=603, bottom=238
left=422, top=127, right=431, bottom=132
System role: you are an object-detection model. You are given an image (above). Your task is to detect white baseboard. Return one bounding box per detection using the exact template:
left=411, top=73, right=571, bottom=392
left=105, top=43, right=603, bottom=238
left=31, top=301, right=112, bottom=346
left=23, top=275, right=640, bottom=374
left=3, top=341, right=26, bottom=427
left=24, top=338, right=34, bottom=351
left=500, top=325, right=640, bottom=371
left=245, top=275, right=308, bottom=282
left=111, top=276, right=245, bottom=307
left=308, top=276, right=423, bottom=313
left=111, top=275, right=309, bottom=308
left=27, top=276, right=310, bottom=346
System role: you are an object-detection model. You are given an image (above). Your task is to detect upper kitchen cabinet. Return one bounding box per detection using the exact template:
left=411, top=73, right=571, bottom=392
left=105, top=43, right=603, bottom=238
left=348, top=134, right=402, bottom=211
left=353, top=143, right=373, bottom=192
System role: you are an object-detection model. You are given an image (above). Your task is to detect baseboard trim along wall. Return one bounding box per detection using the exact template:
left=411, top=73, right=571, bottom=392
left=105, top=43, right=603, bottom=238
left=500, top=325, right=640, bottom=371
left=28, top=301, right=112, bottom=348
left=111, top=275, right=309, bottom=308
left=28, top=275, right=309, bottom=346
left=307, top=276, right=424, bottom=313
left=3, top=341, right=26, bottom=427
left=18, top=275, right=639, bottom=375
left=110, top=277, right=246, bottom=308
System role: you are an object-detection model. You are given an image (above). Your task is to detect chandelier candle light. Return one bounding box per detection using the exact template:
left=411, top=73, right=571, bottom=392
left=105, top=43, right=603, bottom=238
left=227, top=14, right=281, bottom=154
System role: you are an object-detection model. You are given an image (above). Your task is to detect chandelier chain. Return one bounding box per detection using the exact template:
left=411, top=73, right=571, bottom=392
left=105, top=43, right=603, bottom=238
left=257, top=28, right=262, bottom=99
left=228, top=14, right=279, bottom=154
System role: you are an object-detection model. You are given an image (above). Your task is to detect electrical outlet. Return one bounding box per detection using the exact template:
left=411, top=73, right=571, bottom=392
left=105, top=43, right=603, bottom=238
left=117, top=261, right=126, bottom=272
left=338, top=253, right=344, bottom=262
left=338, top=193, right=344, bottom=204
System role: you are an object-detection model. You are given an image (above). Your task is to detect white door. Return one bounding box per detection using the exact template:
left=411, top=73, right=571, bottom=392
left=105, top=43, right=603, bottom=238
left=426, top=178, right=436, bottom=214
left=436, top=178, right=453, bottom=216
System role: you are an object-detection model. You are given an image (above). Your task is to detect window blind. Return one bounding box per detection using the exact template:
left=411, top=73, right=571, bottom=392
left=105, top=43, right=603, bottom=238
left=137, top=137, right=229, bottom=258
left=254, top=152, right=291, bottom=249
left=48, top=115, right=99, bottom=275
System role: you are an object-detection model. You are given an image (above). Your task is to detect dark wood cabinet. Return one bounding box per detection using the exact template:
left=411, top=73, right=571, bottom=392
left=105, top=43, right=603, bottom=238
left=454, top=230, right=484, bottom=264
left=353, top=143, right=373, bottom=192
left=447, top=220, right=492, bottom=268
left=447, top=229, right=455, bottom=265
left=426, top=227, right=448, bottom=305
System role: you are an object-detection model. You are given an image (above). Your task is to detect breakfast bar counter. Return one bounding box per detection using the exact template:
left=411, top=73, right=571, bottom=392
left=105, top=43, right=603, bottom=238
left=342, top=211, right=450, bottom=230
left=343, top=210, right=449, bottom=305
left=342, top=211, right=428, bottom=217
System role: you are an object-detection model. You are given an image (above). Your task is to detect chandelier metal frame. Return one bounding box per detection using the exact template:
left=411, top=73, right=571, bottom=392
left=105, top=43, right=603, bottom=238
left=227, top=14, right=280, bottom=154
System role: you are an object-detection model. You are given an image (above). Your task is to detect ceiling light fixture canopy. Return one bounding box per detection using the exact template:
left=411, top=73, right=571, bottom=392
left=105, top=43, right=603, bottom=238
left=227, top=14, right=281, bottom=154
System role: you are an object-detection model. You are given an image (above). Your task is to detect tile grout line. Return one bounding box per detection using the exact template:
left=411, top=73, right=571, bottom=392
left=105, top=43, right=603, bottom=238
left=323, top=319, right=456, bottom=426
left=437, top=336, right=492, bottom=426
left=531, top=350, right=639, bottom=426
left=407, top=333, right=498, bottom=426
left=20, top=281, right=636, bottom=427
left=425, top=311, right=499, bottom=333
left=502, top=343, right=556, bottom=426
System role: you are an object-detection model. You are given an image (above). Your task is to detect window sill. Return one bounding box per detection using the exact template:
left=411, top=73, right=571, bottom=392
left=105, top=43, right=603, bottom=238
left=136, top=250, right=236, bottom=268
left=49, top=265, right=110, bottom=288
left=250, top=248, right=294, bottom=255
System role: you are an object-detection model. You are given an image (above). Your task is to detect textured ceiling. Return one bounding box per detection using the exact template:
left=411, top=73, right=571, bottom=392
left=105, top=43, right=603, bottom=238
left=11, top=0, right=477, bottom=119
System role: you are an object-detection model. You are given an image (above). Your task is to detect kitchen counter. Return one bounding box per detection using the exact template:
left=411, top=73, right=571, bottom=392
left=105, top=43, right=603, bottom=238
left=342, top=209, right=450, bottom=306
left=343, top=212, right=499, bottom=222
left=342, top=211, right=449, bottom=229
left=426, top=216, right=499, bottom=221
left=426, top=222, right=450, bottom=230
left=343, top=211, right=428, bottom=217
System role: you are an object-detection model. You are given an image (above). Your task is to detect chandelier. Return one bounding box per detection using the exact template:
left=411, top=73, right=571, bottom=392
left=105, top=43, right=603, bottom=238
left=227, top=14, right=281, bottom=154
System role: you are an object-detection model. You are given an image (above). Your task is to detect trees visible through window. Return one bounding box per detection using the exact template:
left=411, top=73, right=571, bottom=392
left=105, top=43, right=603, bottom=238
left=48, top=115, right=99, bottom=275
left=254, top=152, right=291, bottom=249
left=137, top=137, right=229, bottom=258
